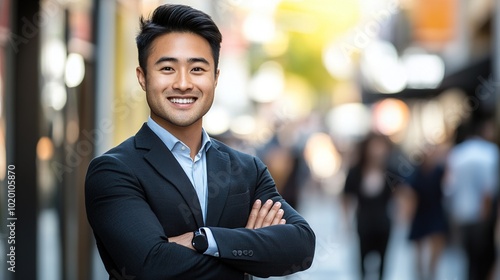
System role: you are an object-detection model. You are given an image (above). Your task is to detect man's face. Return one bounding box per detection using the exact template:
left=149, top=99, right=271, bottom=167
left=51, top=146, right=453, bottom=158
left=136, top=32, right=219, bottom=131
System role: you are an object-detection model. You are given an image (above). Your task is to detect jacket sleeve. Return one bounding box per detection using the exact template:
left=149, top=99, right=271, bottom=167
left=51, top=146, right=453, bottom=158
left=85, top=154, right=242, bottom=279
left=209, top=157, right=316, bottom=277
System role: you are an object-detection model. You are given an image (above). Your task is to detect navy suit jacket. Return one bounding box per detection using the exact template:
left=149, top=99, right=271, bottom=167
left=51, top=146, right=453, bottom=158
left=85, top=124, right=315, bottom=279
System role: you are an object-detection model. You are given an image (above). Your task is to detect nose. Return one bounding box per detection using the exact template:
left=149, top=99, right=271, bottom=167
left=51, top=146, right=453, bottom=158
left=172, top=71, right=193, bottom=91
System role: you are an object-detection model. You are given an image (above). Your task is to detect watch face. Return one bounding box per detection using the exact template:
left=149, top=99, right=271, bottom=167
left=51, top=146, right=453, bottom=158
left=193, top=231, right=208, bottom=253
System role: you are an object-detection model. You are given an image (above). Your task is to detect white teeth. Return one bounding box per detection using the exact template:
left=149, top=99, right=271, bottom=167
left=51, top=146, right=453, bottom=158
left=170, top=98, right=195, bottom=104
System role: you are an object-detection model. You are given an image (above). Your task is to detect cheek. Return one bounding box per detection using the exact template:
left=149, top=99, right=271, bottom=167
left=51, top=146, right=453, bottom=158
left=145, top=89, right=165, bottom=108
left=145, top=92, right=156, bottom=109
left=201, top=82, right=217, bottom=98
left=196, top=75, right=216, bottom=88
left=145, top=79, right=166, bottom=97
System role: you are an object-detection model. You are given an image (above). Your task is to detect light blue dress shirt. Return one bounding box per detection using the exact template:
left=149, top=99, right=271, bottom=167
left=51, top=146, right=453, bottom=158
left=147, top=117, right=219, bottom=257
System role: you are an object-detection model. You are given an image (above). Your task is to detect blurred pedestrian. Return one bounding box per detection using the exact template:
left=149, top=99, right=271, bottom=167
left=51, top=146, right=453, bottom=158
left=445, top=116, right=498, bottom=280
left=259, top=124, right=310, bottom=210
left=405, top=147, right=448, bottom=280
left=343, top=133, right=394, bottom=280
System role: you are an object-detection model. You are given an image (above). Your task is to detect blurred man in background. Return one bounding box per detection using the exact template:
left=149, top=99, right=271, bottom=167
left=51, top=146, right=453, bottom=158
left=445, top=116, right=498, bottom=280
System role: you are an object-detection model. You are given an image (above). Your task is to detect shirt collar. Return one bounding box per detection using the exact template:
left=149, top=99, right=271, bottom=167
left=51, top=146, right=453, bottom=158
left=199, top=128, right=212, bottom=153
left=147, top=116, right=211, bottom=152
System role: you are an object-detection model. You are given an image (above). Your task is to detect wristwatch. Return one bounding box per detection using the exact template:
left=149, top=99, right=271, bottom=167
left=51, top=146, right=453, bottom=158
left=192, top=229, right=208, bottom=253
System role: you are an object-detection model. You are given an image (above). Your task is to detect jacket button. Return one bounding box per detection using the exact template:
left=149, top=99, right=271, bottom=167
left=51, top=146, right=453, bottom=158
left=243, top=250, right=248, bottom=256
left=248, top=250, right=253, bottom=257
left=232, top=250, right=237, bottom=256
left=237, top=250, right=243, bottom=256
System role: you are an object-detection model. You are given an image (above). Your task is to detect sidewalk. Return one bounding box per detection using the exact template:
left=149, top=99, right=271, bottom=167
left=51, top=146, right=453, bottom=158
left=257, top=184, right=469, bottom=280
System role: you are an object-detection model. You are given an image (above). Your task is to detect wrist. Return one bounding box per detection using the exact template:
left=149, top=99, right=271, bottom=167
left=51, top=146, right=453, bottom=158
left=192, top=229, right=208, bottom=253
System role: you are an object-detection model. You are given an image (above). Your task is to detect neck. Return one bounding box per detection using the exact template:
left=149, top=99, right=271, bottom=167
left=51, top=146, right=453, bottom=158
left=176, top=126, right=203, bottom=159
left=364, top=161, right=383, bottom=171
left=152, top=115, right=203, bottom=159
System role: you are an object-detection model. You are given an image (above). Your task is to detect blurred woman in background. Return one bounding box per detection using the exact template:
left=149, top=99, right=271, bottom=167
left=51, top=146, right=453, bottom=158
left=405, top=147, right=448, bottom=280
left=343, top=133, right=394, bottom=280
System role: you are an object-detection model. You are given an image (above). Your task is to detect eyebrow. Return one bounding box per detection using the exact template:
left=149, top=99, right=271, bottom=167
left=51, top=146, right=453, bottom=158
left=154, top=56, right=211, bottom=66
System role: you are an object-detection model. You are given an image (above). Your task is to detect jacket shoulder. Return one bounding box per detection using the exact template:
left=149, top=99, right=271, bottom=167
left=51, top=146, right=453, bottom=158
left=101, top=136, right=136, bottom=158
left=88, top=135, right=142, bottom=171
left=211, top=138, right=258, bottom=162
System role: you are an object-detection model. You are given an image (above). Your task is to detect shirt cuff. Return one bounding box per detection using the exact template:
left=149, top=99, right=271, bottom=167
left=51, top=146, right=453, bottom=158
left=201, top=227, right=219, bottom=257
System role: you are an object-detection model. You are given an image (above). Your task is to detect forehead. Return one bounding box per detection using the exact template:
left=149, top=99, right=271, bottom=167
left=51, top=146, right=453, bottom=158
left=148, top=32, right=214, bottom=64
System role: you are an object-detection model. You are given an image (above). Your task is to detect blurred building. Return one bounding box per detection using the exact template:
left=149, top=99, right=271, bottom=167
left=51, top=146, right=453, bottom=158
left=0, top=0, right=497, bottom=279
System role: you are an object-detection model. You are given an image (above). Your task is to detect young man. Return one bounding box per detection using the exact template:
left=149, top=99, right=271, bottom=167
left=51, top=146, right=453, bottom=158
left=85, top=4, right=315, bottom=279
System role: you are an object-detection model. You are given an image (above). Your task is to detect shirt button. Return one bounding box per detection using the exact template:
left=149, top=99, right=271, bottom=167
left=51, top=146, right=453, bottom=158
left=214, top=252, right=219, bottom=257
left=181, top=146, right=186, bottom=151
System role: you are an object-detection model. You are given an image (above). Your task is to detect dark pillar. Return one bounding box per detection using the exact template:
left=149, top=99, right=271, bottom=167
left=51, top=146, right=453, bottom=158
left=495, top=0, right=500, bottom=215
left=76, top=61, right=95, bottom=280
left=9, top=0, right=40, bottom=279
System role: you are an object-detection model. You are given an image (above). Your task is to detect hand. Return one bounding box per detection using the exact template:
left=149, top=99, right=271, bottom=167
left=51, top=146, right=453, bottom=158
left=246, top=199, right=286, bottom=229
left=168, top=232, right=195, bottom=250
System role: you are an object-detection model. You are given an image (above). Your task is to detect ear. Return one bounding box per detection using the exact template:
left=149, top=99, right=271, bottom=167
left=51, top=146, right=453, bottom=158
left=214, top=69, right=220, bottom=87
left=136, top=67, right=146, bottom=91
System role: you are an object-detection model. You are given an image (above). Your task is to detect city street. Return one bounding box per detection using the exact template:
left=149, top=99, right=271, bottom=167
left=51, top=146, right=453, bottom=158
left=37, top=180, right=493, bottom=280
left=257, top=183, right=471, bottom=280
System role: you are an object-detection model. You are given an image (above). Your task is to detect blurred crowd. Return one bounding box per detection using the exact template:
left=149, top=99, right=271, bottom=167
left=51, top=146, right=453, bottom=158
left=249, top=111, right=498, bottom=280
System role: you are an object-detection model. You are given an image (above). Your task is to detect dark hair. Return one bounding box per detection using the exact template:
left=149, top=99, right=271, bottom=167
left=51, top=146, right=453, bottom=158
left=356, top=132, right=392, bottom=169
left=136, top=4, right=222, bottom=75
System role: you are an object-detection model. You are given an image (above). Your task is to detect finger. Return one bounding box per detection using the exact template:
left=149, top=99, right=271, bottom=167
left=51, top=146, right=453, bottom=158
left=254, top=199, right=273, bottom=229
left=262, top=202, right=282, bottom=227
left=245, top=199, right=261, bottom=229
left=279, top=219, right=286, bottom=225
left=271, top=208, right=284, bottom=226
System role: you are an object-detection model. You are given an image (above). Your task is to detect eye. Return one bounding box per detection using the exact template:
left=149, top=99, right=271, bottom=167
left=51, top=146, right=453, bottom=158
left=192, top=67, right=204, bottom=72
left=161, top=66, right=173, bottom=71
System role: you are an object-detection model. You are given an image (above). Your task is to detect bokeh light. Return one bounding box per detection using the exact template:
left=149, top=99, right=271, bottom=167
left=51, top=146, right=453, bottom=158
left=421, top=100, right=446, bottom=144
left=65, top=53, right=86, bottom=88
left=243, top=12, right=276, bottom=43
left=327, top=103, right=371, bottom=138
left=323, top=41, right=355, bottom=80
left=204, top=106, right=230, bottom=136
left=361, top=40, right=407, bottom=93
left=41, top=39, right=66, bottom=79
left=42, top=81, right=67, bottom=111
left=230, top=115, right=256, bottom=136
left=402, top=52, right=445, bottom=89
left=37, top=136, right=54, bottom=161
left=373, top=98, right=410, bottom=136
left=249, top=61, right=285, bottom=103
left=304, top=132, right=341, bottom=180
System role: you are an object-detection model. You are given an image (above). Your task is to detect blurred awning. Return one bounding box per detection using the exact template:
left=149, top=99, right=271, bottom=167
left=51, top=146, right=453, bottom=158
left=362, top=55, right=492, bottom=103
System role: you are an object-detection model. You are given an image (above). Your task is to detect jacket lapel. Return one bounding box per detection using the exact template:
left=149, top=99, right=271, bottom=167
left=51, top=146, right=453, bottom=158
left=205, top=142, right=231, bottom=226
left=135, top=124, right=204, bottom=228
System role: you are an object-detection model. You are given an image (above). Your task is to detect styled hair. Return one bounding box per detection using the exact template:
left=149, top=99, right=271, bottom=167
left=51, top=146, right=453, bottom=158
left=136, top=4, right=222, bottom=75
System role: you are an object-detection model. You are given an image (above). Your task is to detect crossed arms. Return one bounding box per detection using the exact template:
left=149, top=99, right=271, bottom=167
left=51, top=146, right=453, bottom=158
left=85, top=154, right=315, bottom=279
left=169, top=198, right=287, bottom=249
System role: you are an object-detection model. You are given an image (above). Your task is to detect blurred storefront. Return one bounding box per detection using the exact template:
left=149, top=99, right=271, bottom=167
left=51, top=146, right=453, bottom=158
left=1, top=0, right=96, bottom=279
left=0, top=0, right=497, bottom=279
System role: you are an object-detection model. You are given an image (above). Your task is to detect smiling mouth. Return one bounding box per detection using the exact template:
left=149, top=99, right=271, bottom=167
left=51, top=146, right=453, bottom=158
left=168, top=98, right=196, bottom=104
